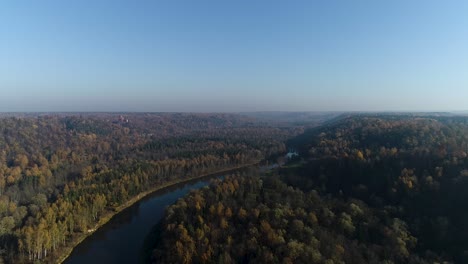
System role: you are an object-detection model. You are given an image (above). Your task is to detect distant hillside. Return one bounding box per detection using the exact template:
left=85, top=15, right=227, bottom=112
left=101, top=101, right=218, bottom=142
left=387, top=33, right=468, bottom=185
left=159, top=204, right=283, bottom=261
left=239, top=111, right=342, bottom=126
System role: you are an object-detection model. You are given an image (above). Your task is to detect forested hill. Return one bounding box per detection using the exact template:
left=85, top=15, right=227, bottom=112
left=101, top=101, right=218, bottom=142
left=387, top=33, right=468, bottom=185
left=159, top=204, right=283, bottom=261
left=0, top=113, right=305, bottom=263
left=284, top=115, right=468, bottom=262
left=153, top=114, right=468, bottom=263
left=294, top=115, right=468, bottom=156
left=288, top=113, right=467, bottom=155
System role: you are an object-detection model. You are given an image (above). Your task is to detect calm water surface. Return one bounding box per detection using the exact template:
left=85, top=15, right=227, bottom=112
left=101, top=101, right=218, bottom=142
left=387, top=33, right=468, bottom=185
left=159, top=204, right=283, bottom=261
left=64, top=173, right=228, bottom=264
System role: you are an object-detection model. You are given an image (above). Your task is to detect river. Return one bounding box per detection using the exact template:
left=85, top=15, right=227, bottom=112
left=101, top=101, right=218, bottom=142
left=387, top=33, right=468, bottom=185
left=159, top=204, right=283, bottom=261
left=63, top=166, right=256, bottom=264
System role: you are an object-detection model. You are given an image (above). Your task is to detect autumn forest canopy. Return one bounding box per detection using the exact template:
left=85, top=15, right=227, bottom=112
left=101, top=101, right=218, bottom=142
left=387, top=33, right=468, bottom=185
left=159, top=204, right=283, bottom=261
left=0, top=113, right=304, bottom=263
left=153, top=113, right=468, bottom=264
left=0, top=112, right=467, bottom=263
left=3, top=1, right=468, bottom=264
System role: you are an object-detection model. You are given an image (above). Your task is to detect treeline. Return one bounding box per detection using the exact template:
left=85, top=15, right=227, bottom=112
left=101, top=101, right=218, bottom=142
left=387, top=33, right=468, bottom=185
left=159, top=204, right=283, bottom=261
left=153, top=175, right=441, bottom=263
left=284, top=115, right=468, bottom=262
left=153, top=114, right=468, bottom=263
left=0, top=113, right=300, bottom=263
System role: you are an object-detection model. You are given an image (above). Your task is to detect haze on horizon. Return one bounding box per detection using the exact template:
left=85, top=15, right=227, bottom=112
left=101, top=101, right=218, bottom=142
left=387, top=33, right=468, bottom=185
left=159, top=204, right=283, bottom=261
left=1, top=1, right=468, bottom=112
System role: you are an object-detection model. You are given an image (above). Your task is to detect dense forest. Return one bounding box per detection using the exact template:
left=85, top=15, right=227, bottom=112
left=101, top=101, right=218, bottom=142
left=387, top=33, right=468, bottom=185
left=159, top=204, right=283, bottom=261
left=153, top=175, right=441, bottom=263
left=0, top=113, right=303, bottom=263
left=154, top=114, right=468, bottom=263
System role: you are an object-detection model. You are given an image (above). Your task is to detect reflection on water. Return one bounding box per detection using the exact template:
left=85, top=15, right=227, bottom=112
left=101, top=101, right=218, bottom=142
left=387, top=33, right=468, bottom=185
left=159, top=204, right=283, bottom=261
left=64, top=167, right=255, bottom=264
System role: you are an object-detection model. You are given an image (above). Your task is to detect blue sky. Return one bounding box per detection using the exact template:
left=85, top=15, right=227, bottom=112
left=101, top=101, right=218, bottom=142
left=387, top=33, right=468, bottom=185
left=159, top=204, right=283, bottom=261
left=1, top=0, right=467, bottom=112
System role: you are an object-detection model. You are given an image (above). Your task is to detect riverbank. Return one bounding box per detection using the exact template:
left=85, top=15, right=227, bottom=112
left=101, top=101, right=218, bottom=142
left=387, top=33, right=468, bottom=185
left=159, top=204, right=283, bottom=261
left=54, top=161, right=260, bottom=264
